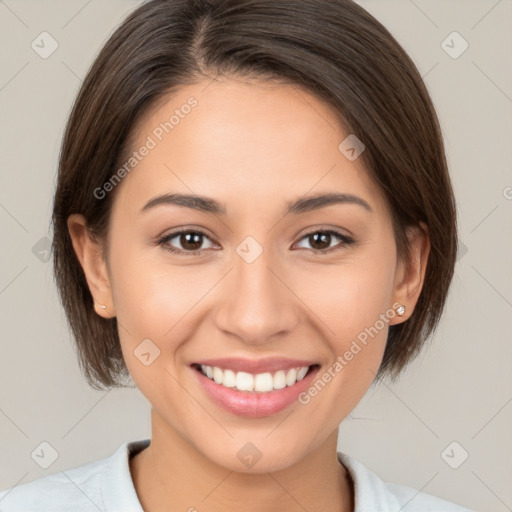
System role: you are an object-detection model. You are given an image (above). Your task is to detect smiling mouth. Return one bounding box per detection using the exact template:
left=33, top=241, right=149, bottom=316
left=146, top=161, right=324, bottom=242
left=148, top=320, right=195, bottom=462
left=191, top=363, right=320, bottom=393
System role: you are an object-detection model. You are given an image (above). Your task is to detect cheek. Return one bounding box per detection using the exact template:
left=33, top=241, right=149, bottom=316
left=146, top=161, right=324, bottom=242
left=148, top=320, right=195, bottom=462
left=284, top=252, right=397, bottom=423
left=107, top=219, right=198, bottom=329
left=111, top=264, right=191, bottom=401
left=299, top=249, right=396, bottom=339
left=109, top=246, right=214, bottom=371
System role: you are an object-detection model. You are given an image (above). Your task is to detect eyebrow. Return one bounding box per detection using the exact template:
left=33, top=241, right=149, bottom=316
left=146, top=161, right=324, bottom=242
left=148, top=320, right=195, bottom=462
left=140, top=192, right=372, bottom=216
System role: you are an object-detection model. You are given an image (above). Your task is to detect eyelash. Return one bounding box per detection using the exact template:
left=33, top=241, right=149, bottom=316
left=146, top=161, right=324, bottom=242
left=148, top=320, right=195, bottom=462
left=156, top=228, right=354, bottom=256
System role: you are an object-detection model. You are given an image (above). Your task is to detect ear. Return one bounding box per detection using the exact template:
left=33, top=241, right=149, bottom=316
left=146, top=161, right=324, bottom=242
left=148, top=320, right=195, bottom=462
left=67, top=214, right=116, bottom=318
left=389, top=222, right=430, bottom=325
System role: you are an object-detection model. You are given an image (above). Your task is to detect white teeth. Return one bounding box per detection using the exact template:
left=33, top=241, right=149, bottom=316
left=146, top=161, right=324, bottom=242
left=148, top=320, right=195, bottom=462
left=203, top=365, right=213, bottom=379
left=222, top=369, right=236, bottom=388
left=285, top=368, right=297, bottom=386
left=297, top=367, right=309, bottom=381
left=272, top=370, right=287, bottom=390
left=198, top=365, right=312, bottom=392
left=254, top=372, right=274, bottom=393
left=213, top=366, right=223, bottom=385
left=236, top=371, right=254, bottom=391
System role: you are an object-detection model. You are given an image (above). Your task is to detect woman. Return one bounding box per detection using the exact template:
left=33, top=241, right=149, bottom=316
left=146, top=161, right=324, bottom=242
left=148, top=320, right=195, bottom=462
left=0, top=0, right=475, bottom=510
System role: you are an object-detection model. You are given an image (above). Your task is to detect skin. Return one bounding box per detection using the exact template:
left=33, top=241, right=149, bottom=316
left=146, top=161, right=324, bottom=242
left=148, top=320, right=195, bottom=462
left=68, top=76, right=430, bottom=512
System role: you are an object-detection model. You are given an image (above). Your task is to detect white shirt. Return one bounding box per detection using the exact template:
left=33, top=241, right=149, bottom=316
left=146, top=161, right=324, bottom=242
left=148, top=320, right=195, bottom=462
left=0, top=438, right=474, bottom=511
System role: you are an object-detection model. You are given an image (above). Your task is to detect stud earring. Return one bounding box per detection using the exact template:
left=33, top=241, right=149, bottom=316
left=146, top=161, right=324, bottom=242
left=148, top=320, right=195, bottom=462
left=396, top=304, right=406, bottom=316
left=97, top=303, right=107, bottom=310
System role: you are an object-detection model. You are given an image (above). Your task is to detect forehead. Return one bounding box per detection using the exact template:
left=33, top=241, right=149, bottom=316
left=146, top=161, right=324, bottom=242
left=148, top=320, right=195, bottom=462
left=112, top=77, right=388, bottom=220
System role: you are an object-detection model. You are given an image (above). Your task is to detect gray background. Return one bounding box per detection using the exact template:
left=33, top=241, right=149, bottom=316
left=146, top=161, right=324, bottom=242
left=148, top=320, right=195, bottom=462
left=0, top=1, right=511, bottom=510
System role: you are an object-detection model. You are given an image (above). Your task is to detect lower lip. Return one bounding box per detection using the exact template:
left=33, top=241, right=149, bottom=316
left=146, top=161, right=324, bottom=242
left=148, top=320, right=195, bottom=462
left=191, top=365, right=320, bottom=418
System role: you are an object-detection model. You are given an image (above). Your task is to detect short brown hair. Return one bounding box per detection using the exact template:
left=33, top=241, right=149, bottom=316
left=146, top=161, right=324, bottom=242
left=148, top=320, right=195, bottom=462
left=52, top=0, right=458, bottom=390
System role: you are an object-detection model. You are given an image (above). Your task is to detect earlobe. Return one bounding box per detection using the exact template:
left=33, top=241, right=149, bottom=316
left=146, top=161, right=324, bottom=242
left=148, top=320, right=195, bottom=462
left=390, top=222, right=430, bottom=324
left=67, top=214, right=115, bottom=318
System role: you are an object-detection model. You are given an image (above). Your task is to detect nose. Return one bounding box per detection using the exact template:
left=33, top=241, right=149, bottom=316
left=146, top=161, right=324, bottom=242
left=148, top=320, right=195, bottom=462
left=213, top=243, right=299, bottom=345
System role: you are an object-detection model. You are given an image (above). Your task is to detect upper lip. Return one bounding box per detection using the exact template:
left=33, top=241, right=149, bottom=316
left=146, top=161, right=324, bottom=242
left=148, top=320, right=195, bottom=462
left=192, top=357, right=318, bottom=374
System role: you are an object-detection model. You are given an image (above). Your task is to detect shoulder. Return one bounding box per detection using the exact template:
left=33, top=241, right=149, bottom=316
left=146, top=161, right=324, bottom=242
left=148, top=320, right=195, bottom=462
left=384, top=481, right=475, bottom=511
left=0, top=439, right=149, bottom=512
left=338, top=452, right=476, bottom=512
left=0, top=457, right=106, bottom=511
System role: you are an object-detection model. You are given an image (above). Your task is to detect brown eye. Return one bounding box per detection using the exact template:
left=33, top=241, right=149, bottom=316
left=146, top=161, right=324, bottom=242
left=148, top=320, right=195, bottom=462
left=178, top=232, right=203, bottom=251
left=158, top=230, right=215, bottom=255
left=308, top=232, right=332, bottom=251
left=295, top=230, right=354, bottom=253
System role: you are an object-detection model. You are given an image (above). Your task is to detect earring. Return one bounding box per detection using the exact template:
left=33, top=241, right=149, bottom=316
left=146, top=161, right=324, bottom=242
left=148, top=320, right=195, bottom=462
left=97, top=303, right=107, bottom=310
left=396, top=304, right=406, bottom=316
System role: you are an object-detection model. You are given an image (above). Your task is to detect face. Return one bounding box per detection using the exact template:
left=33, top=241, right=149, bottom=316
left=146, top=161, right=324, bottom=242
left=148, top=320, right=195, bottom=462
left=71, top=77, right=425, bottom=474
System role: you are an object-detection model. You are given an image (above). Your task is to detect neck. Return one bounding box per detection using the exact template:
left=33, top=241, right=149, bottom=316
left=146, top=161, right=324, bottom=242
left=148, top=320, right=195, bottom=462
left=129, top=411, right=354, bottom=512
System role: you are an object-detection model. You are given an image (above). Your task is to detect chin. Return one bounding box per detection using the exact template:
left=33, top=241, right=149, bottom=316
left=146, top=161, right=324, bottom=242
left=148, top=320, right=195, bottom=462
left=204, top=438, right=306, bottom=474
